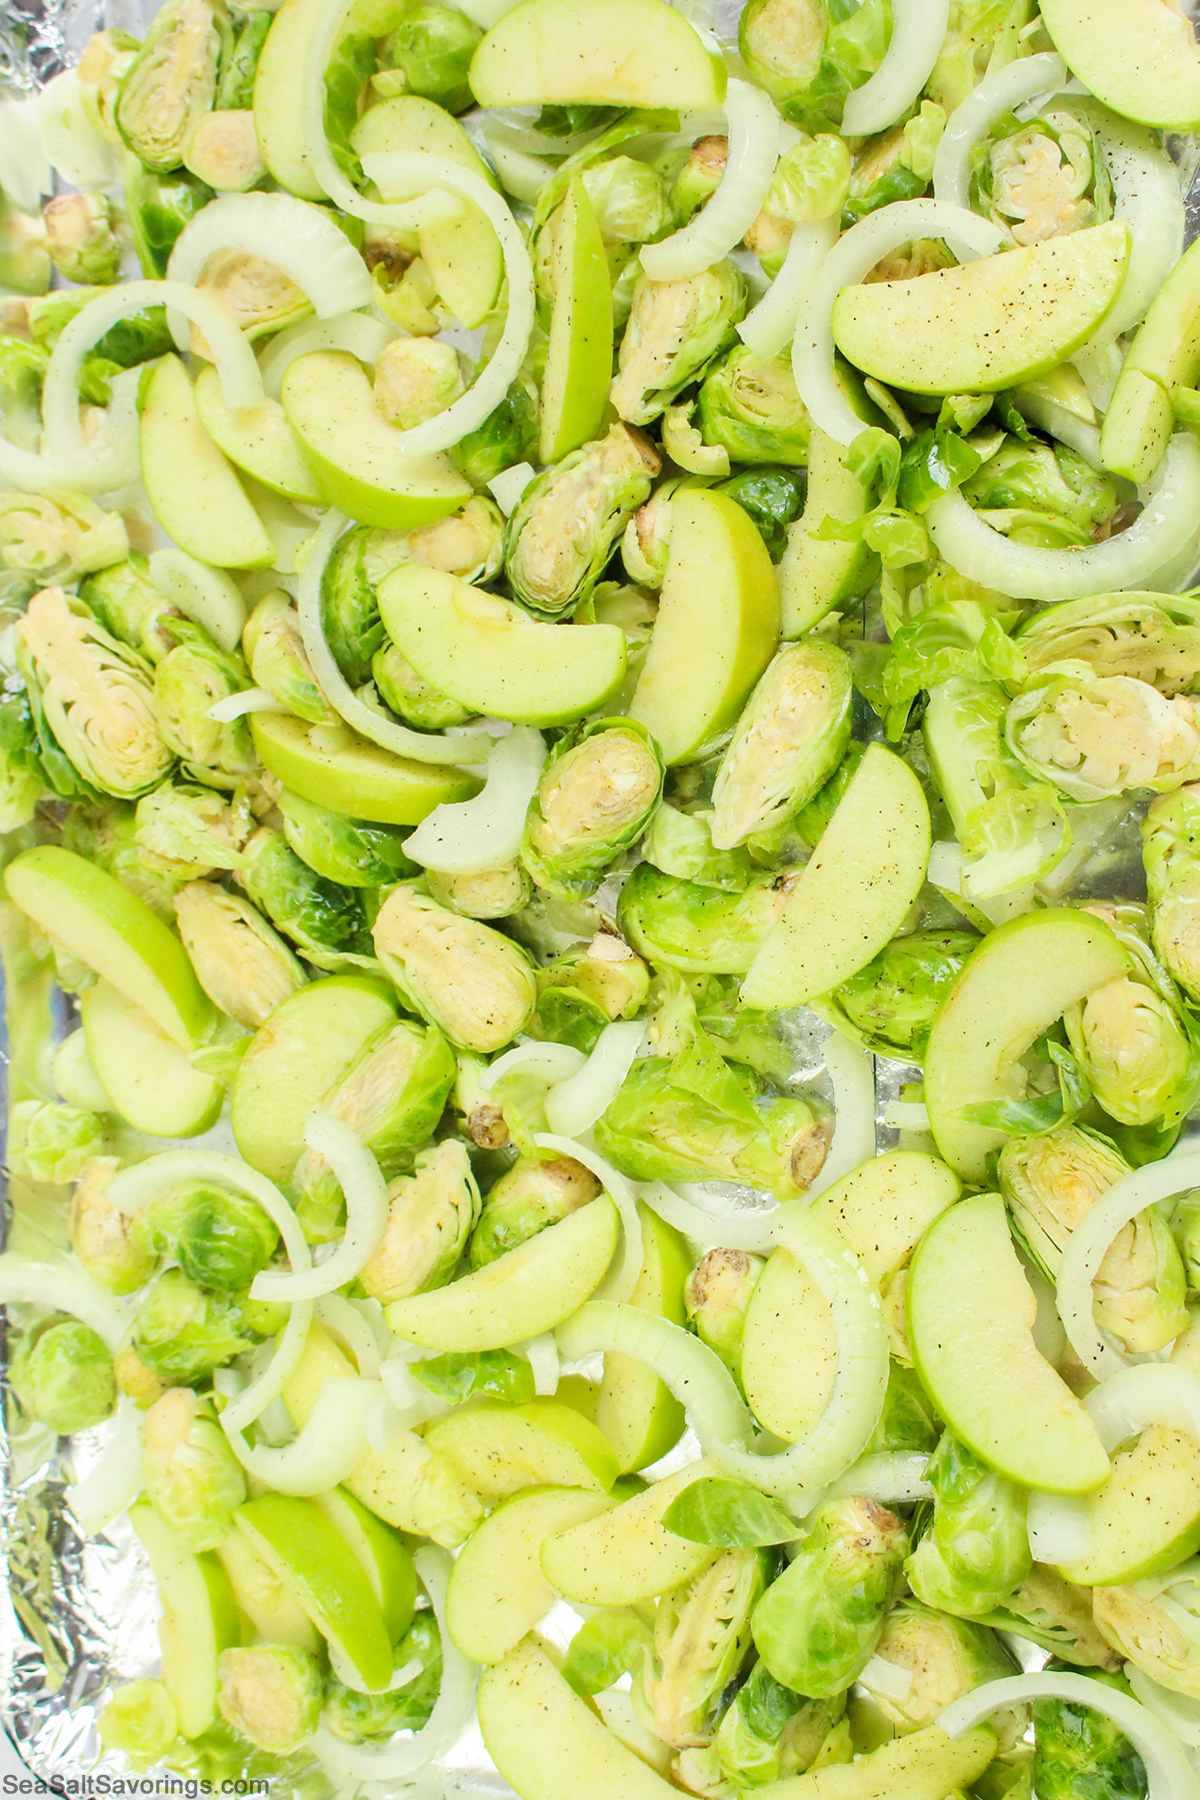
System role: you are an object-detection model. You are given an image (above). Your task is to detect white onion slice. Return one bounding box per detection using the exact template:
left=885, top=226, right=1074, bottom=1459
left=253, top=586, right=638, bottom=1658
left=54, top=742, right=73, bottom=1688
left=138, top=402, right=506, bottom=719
left=841, top=0, right=950, bottom=138
left=479, top=120, right=558, bottom=205
left=42, top=280, right=263, bottom=459
left=359, top=151, right=536, bottom=456
left=932, top=53, right=1068, bottom=209
left=0, top=93, right=52, bottom=212
left=258, top=313, right=399, bottom=400
left=1075, top=103, right=1184, bottom=338
left=884, top=1100, right=931, bottom=1132
left=738, top=215, right=839, bottom=360
left=639, top=1179, right=781, bottom=1253
left=640, top=79, right=780, bottom=283
left=534, top=1133, right=645, bottom=1306
left=1087, top=1362, right=1200, bottom=1451
left=65, top=1397, right=143, bottom=1538
left=543, top=1022, right=647, bottom=1139
left=1026, top=1488, right=1094, bottom=1566
left=252, top=1112, right=389, bottom=1304
left=311, top=1547, right=478, bottom=1778
left=403, top=727, right=546, bottom=875
left=939, top=1672, right=1200, bottom=1800
left=806, top=1032, right=876, bottom=1200
left=148, top=548, right=248, bottom=654
left=207, top=689, right=290, bottom=722
left=518, top=1332, right=561, bottom=1396
left=380, top=1353, right=454, bottom=1429
left=37, top=70, right=117, bottom=191
left=929, top=433, right=1200, bottom=603
left=478, top=1040, right=586, bottom=1093
left=166, top=193, right=372, bottom=349
left=296, top=509, right=492, bottom=767
left=0, top=367, right=141, bottom=498
left=1127, top=1667, right=1200, bottom=1751
left=0, top=1256, right=129, bottom=1351
left=792, top=200, right=1004, bottom=446
left=826, top=1450, right=933, bottom=1506
left=1011, top=388, right=1103, bottom=469
left=1057, top=1148, right=1200, bottom=1380
left=488, top=461, right=538, bottom=516
left=224, top=1377, right=381, bottom=1494
left=314, top=1294, right=384, bottom=1380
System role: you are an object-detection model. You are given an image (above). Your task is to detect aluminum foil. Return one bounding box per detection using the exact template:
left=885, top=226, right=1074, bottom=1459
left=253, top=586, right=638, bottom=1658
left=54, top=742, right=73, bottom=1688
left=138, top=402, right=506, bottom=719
left=1, top=2, right=1199, bottom=1793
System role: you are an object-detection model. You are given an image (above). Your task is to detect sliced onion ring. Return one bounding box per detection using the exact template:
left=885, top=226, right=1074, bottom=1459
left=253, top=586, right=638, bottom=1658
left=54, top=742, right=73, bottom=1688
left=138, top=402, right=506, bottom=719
left=825, top=1450, right=933, bottom=1506
left=792, top=199, right=1004, bottom=446
left=1126, top=1666, right=1200, bottom=1751
left=806, top=1031, right=876, bottom=1200
left=938, top=1671, right=1200, bottom=1800
left=640, top=79, right=780, bottom=283
left=296, top=509, right=492, bottom=767
left=0, top=1255, right=129, bottom=1350
left=252, top=1112, right=389, bottom=1305
left=0, top=369, right=140, bottom=496
left=841, top=0, right=950, bottom=138
left=638, top=1179, right=781, bottom=1254
left=314, top=1294, right=384, bottom=1380
left=928, top=433, right=1200, bottom=603
left=534, top=1133, right=645, bottom=1306
left=738, top=215, right=839, bottom=361
left=478, top=1040, right=586, bottom=1093
left=543, top=1022, right=647, bottom=1140
left=402, top=728, right=546, bottom=875
left=932, top=52, right=1068, bottom=209
left=223, top=1376, right=382, bottom=1494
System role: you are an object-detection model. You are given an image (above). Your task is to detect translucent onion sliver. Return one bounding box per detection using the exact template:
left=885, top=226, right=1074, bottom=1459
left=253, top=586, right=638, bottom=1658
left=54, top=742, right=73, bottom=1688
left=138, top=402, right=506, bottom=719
left=252, top=1112, right=389, bottom=1304
left=738, top=215, right=839, bottom=361
left=840, top=0, right=950, bottom=137
left=543, top=1022, right=647, bottom=1139
left=478, top=1040, right=586, bottom=1092
left=640, top=79, right=780, bottom=283
left=223, top=1377, right=381, bottom=1494
left=638, top=1180, right=781, bottom=1254
left=314, top=1294, right=384, bottom=1380
left=65, top=1396, right=143, bottom=1538
left=402, top=727, right=546, bottom=875
left=207, top=688, right=291, bottom=722
left=258, top=313, right=399, bottom=400
left=806, top=1031, right=876, bottom=1199
left=0, top=1255, right=129, bottom=1350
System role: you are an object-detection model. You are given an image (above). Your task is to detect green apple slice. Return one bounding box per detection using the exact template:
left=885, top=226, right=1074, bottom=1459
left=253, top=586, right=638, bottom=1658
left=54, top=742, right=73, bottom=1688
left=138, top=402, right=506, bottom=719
left=539, top=176, right=614, bottom=464
left=629, top=489, right=780, bottom=765
left=741, top=744, right=930, bottom=1010
left=809, top=1151, right=961, bottom=1287
left=446, top=1486, right=615, bottom=1664
left=908, top=1193, right=1110, bottom=1494
left=924, top=908, right=1130, bottom=1181
left=742, top=1247, right=836, bottom=1444
left=281, top=351, right=470, bottom=529
left=780, top=426, right=874, bottom=638
left=130, top=1503, right=240, bottom=1739
left=250, top=713, right=480, bottom=827
left=832, top=222, right=1132, bottom=397
left=194, top=365, right=326, bottom=505
left=214, top=1528, right=322, bottom=1653
left=469, top=0, right=726, bottom=109
left=1101, top=237, right=1200, bottom=483
left=1059, top=1425, right=1200, bottom=1587
left=377, top=567, right=627, bottom=726
left=81, top=980, right=223, bottom=1138
left=315, top=1488, right=417, bottom=1643
left=231, top=974, right=397, bottom=1182
left=141, top=355, right=275, bottom=569
left=5, top=846, right=213, bottom=1049
left=540, top=1459, right=722, bottom=1606
left=352, top=97, right=504, bottom=331
left=424, top=1398, right=620, bottom=1501
left=590, top=1206, right=688, bottom=1474
left=385, top=1196, right=619, bottom=1350
left=1040, top=0, right=1200, bottom=130
left=252, top=0, right=328, bottom=199
left=234, top=1493, right=394, bottom=1691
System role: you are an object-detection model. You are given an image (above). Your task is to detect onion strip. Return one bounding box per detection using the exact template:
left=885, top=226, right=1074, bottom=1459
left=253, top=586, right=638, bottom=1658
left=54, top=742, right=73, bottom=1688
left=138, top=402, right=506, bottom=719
left=478, top=1040, right=586, bottom=1092
left=807, top=1032, right=876, bottom=1199
left=938, top=1672, right=1200, bottom=1800
left=296, top=510, right=492, bottom=767
left=0, top=1256, right=129, bottom=1351
left=543, top=1022, right=647, bottom=1139
left=534, top=1134, right=645, bottom=1306
left=311, top=1547, right=478, bottom=1779
left=639, top=1180, right=781, bottom=1254
left=792, top=200, right=1004, bottom=446
left=640, top=79, right=780, bottom=283
left=147, top=548, right=248, bottom=654
left=252, top=1112, right=389, bottom=1304
left=223, top=1376, right=381, bottom=1494
left=402, top=728, right=546, bottom=875
left=1126, top=1668, right=1200, bottom=1751
left=738, top=216, right=839, bottom=360
left=841, top=0, right=950, bottom=138
left=932, top=53, right=1068, bottom=209
left=928, top=433, right=1200, bottom=603
left=65, top=1397, right=143, bottom=1538
left=207, top=689, right=291, bottom=722
left=314, top=1294, right=384, bottom=1380
left=0, top=367, right=141, bottom=497
left=825, top=1450, right=933, bottom=1506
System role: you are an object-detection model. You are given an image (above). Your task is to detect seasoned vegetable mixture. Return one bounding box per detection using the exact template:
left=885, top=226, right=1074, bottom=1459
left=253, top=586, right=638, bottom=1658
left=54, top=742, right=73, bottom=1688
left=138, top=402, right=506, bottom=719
left=7, top=0, right=1200, bottom=1793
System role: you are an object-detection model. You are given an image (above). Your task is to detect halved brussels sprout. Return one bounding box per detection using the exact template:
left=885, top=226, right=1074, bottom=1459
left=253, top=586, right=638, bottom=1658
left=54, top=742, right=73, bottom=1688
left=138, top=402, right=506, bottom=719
left=638, top=1549, right=769, bottom=1748
left=611, top=262, right=746, bottom=428
left=242, top=592, right=331, bottom=726
left=698, top=347, right=810, bottom=468
left=131, top=1181, right=279, bottom=1291
left=78, top=29, right=140, bottom=142
left=62, top=801, right=183, bottom=922
left=1007, top=674, right=1200, bottom=804
left=240, top=828, right=376, bottom=971
left=358, top=1139, right=480, bottom=1302
left=427, top=863, right=531, bottom=920
left=294, top=1019, right=456, bottom=1241
left=532, top=934, right=650, bottom=1052
left=16, top=585, right=173, bottom=798
left=505, top=424, right=660, bottom=618
left=827, top=929, right=977, bottom=1063
left=685, top=1247, right=764, bottom=1384
left=2, top=494, right=127, bottom=588
left=451, top=378, right=539, bottom=489
left=372, top=644, right=475, bottom=730
left=522, top=719, right=664, bottom=900
left=980, top=1565, right=1121, bottom=1672
left=962, top=438, right=1118, bottom=546
left=379, top=3, right=481, bottom=114
left=374, top=337, right=465, bottom=430
left=44, top=193, right=122, bottom=286
left=114, top=1344, right=170, bottom=1409
left=216, top=1646, right=324, bottom=1754
left=1017, top=594, right=1200, bottom=695
left=8, top=1101, right=109, bottom=1186
left=715, top=1662, right=844, bottom=1788
left=1143, top=786, right=1200, bottom=1005
left=12, top=1314, right=116, bottom=1435
left=98, top=1681, right=179, bottom=1771
left=738, top=0, right=890, bottom=130
left=920, top=1433, right=1032, bottom=1615
left=183, top=108, right=265, bottom=192
left=768, top=132, right=852, bottom=222
left=278, top=789, right=416, bottom=889
left=985, top=106, right=1109, bottom=248
left=1093, top=1567, right=1200, bottom=1699
left=1063, top=966, right=1193, bottom=1132
left=858, top=1602, right=1018, bottom=1737
left=70, top=1157, right=157, bottom=1294
left=116, top=0, right=229, bottom=171
left=175, top=881, right=306, bottom=1029
left=153, top=633, right=255, bottom=784
left=79, top=556, right=181, bottom=666
left=372, top=884, right=537, bottom=1053
left=581, top=156, right=672, bottom=245
left=670, top=136, right=727, bottom=225
left=709, top=643, right=851, bottom=851
left=133, top=1267, right=255, bottom=1384
left=618, top=862, right=798, bottom=975
left=134, top=784, right=250, bottom=879
left=193, top=250, right=310, bottom=344
left=469, top=1155, right=602, bottom=1269
left=1033, top=1668, right=1150, bottom=1800
left=142, top=1387, right=246, bottom=1550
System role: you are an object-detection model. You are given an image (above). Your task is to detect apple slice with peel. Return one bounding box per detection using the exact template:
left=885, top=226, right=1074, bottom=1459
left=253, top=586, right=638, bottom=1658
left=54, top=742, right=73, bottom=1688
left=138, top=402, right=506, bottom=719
left=1058, top=1425, right=1200, bottom=1588
left=446, top=1486, right=615, bottom=1664
left=589, top=1205, right=689, bottom=1473
left=385, top=1196, right=619, bottom=1350
left=250, top=714, right=480, bottom=827
left=908, top=1194, right=1110, bottom=1494
left=141, top=355, right=275, bottom=569
left=315, top=1487, right=417, bottom=1643
left=1101, top=237, right=1200, bottom=483
left=234, top=1493, right=394, bottom=1691
left=809, top=1151, right=961, bottom=1286
left=540, top=1458, right=723, bottom=1606
left=742, top=1246, right=836, bottom=1444
left=194, top=366, right=325, bottom=505
left=5, top=846, right=213, bottom=1049
left=82, top=980, right=223, bottom=1138
left=923, top=908, right=1129, bottom=1181
left=469, top=0, right=726, bottom=109
left=214, top=1529, right=321, bottom=1653
left=1040, top=0, right=1200, bottom=130
left=741, top=744, right=930, bottom=1009
left=832, top=222, right=1131, bottom=396
left=539, top=176, right=614, bottom=464
left=424, top=1398, right=620, bottom=1501
left=130, top=1503, right=240, bottom=1739
left=629, top=489, right=780, bottom=766
left=378, top=567, right=627, bottom=727
left=282, top=351, right=471, bottom=530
